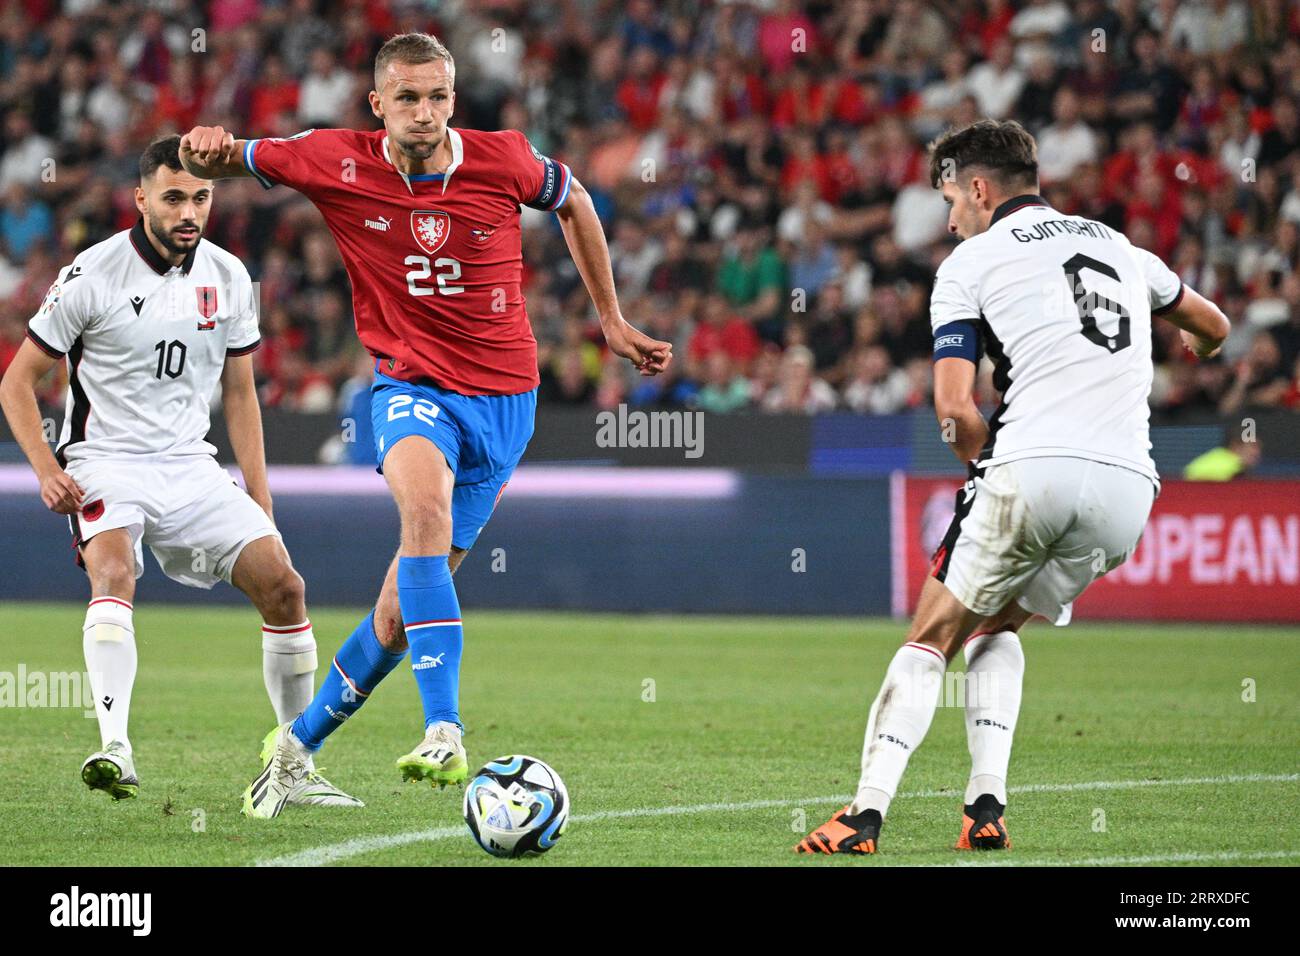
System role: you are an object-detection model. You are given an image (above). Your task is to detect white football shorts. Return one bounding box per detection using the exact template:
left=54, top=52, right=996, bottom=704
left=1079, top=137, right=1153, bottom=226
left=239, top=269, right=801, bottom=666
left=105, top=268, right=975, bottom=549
left=931, top=456, right=1157, bottom=625
left=64, top=454, right=280, bottom=589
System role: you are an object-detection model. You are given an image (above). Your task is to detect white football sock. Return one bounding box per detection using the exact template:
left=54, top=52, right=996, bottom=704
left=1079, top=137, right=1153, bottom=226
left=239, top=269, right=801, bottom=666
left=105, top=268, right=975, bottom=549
left=849, top=642, right=947, bottom=817
left=83, top=597, right=137, bottom=751
left=261, top=622, right=317, bottom=724
left=962, top=630, right=1024, bottom=805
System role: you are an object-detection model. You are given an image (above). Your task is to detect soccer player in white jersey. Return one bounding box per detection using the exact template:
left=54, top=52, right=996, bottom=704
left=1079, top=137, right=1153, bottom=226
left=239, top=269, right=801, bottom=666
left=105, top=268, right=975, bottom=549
left=0, top=136, right=360, bottom=809
left=796, top=120, right=1230, bottom=855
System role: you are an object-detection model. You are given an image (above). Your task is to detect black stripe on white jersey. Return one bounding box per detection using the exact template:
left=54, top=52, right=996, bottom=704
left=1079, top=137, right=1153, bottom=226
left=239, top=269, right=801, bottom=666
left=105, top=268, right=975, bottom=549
left=976, top=313, right=1013, bottom=463
left=54, top=337, right=89, bottom=467
left=931, top=464, right=985, bottom=583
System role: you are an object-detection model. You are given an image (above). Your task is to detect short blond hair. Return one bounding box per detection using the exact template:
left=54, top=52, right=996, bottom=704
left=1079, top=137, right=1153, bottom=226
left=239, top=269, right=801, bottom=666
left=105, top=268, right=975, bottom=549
left=374, top=33, right=455, bottom=91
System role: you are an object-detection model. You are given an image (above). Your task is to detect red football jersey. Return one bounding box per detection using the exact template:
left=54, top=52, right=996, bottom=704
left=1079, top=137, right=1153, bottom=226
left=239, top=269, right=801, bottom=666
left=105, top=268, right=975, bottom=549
left=243, top=126, right=572, bottom=395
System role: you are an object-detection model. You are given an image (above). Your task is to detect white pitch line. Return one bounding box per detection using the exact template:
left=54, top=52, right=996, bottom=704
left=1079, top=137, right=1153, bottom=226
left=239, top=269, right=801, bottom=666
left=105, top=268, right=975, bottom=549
left=936, top=849, right=1300, bottom=867
left=256, top=772, right=1300, bottom=867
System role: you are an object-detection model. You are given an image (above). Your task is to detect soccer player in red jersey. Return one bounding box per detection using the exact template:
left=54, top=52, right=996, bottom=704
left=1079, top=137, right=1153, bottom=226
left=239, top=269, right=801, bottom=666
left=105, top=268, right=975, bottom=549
left=180, top=33, right=672, bottom=818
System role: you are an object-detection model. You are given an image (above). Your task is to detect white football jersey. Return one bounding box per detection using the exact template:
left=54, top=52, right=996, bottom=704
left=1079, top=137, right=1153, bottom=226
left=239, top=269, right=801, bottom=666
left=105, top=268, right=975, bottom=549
left=27, top=221, right=260, bottom=464
left=930, top=195, right=1183, bottom=483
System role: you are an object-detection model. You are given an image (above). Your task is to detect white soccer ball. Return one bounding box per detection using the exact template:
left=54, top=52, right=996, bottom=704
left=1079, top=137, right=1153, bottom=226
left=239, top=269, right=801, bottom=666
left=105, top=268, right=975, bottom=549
left=463, top=755, right=569, bottom=858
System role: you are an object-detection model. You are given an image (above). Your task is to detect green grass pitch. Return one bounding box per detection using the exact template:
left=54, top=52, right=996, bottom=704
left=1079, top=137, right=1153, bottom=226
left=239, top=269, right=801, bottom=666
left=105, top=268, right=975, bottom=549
left=1, top=603, right=1296, bottom=866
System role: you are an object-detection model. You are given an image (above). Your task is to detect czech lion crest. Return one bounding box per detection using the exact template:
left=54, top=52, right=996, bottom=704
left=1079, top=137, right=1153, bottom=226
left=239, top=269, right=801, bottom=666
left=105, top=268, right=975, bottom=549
left=411, top=210, right=451, bottom=255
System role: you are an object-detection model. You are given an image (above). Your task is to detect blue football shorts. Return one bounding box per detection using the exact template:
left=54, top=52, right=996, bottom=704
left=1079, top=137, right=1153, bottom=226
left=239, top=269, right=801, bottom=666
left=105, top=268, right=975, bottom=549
left=370, top=370, right=536, bottom=551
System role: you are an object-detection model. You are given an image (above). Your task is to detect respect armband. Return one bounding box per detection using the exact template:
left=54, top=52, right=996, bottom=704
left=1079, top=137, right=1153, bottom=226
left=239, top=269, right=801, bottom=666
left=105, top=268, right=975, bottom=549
left=932, top=321, right=980, bottom=363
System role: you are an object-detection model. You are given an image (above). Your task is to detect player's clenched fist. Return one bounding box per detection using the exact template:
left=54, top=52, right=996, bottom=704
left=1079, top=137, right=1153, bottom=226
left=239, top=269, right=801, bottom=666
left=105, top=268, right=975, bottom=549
left=1180, top=328, right=1221, bottom=361
left=39, top=468, right=84, bottom=514
left=179, top=126, right=236, bottom=175
left=604, top=318, right=673, bottom=377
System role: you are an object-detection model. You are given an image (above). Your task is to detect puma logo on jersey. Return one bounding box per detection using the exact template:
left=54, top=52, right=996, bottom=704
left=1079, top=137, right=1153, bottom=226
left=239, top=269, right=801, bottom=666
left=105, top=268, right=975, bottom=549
left=471, top=227, right=495, bottom=242
left=365, top=216, right=392, bottom=232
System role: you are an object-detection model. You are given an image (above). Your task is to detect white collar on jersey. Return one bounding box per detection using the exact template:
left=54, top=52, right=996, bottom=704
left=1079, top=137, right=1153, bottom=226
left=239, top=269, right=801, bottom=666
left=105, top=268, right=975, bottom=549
left=380, top=127, right=463, bottom=197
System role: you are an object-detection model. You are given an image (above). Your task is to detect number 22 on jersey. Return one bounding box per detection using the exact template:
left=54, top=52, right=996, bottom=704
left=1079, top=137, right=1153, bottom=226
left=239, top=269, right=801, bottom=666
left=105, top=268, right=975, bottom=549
left=405, top=256, right=464, bottom=297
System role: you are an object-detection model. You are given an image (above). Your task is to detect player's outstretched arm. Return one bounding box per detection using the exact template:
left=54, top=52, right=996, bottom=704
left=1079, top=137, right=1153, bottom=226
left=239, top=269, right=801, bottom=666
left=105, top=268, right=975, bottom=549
left=0, top=340, right=84, bottom=513
left=554, top=177, right=672, bottom=376
left=1158, top=285, right=1231, bottom=360
left=220, top=353, right=273, bottom=519
left=179, top=126, right=253, bottom=180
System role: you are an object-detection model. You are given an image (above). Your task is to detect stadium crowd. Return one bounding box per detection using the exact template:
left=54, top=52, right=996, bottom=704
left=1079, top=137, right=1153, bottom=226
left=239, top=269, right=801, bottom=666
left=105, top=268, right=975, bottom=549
left=3, top=0, right=1300, bottom=420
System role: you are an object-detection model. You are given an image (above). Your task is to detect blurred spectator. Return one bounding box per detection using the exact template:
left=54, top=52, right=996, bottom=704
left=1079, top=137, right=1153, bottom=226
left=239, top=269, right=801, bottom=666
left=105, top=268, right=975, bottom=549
left=647, top=230, right=708, bottom=296
left=805, top=282, right=852, bottom=377
left=717, top=219, right=784, bottom=328
left=155, top=58, right=205, bottom=132
left=842, top=345, right=912, bottom=414
left=1037, top=88, right=1098, bottom=183
left=1259, top=95, right=1299, bottom=170
left=299, top=49, right=355, bottom=127
left=1, top=184, right=53, bottom=263
left=788, top=220, right=837, bottom=302
left=1184, top=433, right=1262, bottom=480
left=0, top=111, right=53, bottom=192
left=689, top=293, right=760, bottom=375
left=281, top=0, right=335, bottom=76
left=694, top=352, right=752, bottom=414
left=915, top=49, right=972, bottom=143
left=87, top=61, right=149, bottom=133
left=1169, top=0, right=1249, bottom=56
left=882, top=0, right=951, bottom=63
left=1113, top=30, right=1184, bottom=132
left=966, top=37, right=1024, bottom=119
left=543, top=347, right=597, bottom=406
left=761, top=344, right=837, bottom=413
left=777, top=179, right=833, bottom=245
left=834, top=243, right=872, bottom=311
left=615, top=47, right=666, bottom=132
left=1220, top=332, right=1292, bottom=414
left=119, top=11, right=184, bottom=86
left=610, top=217, right=663, bottom=298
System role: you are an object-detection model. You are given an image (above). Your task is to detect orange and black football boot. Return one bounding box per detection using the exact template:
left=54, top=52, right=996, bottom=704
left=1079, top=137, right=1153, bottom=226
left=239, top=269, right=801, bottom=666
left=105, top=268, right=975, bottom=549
left=955, top=794, right=1012, bottom=850
left=794, top=806, right=882, bottom=855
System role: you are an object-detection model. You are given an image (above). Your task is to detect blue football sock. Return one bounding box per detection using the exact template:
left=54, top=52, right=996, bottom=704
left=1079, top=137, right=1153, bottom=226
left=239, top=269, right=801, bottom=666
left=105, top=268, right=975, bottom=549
left=291, top=611, right=406, bottom=751
left=397, top=555, right=464, bottom=730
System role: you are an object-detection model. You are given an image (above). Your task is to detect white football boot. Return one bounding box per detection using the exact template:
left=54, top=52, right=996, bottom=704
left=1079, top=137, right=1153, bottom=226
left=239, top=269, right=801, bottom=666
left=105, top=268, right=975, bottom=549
left=242, top=723, right=310, bottom=818
left=81, top=740, right=138, bottom=800
left=286, top=757, right=365, bottom=809
left=396, top=721, right=468, bottom=788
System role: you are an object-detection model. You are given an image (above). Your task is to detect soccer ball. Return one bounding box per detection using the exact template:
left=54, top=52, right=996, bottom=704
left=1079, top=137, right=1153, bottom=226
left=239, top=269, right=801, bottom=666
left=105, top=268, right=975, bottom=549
left=463, top=755, right=569, bottom=858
